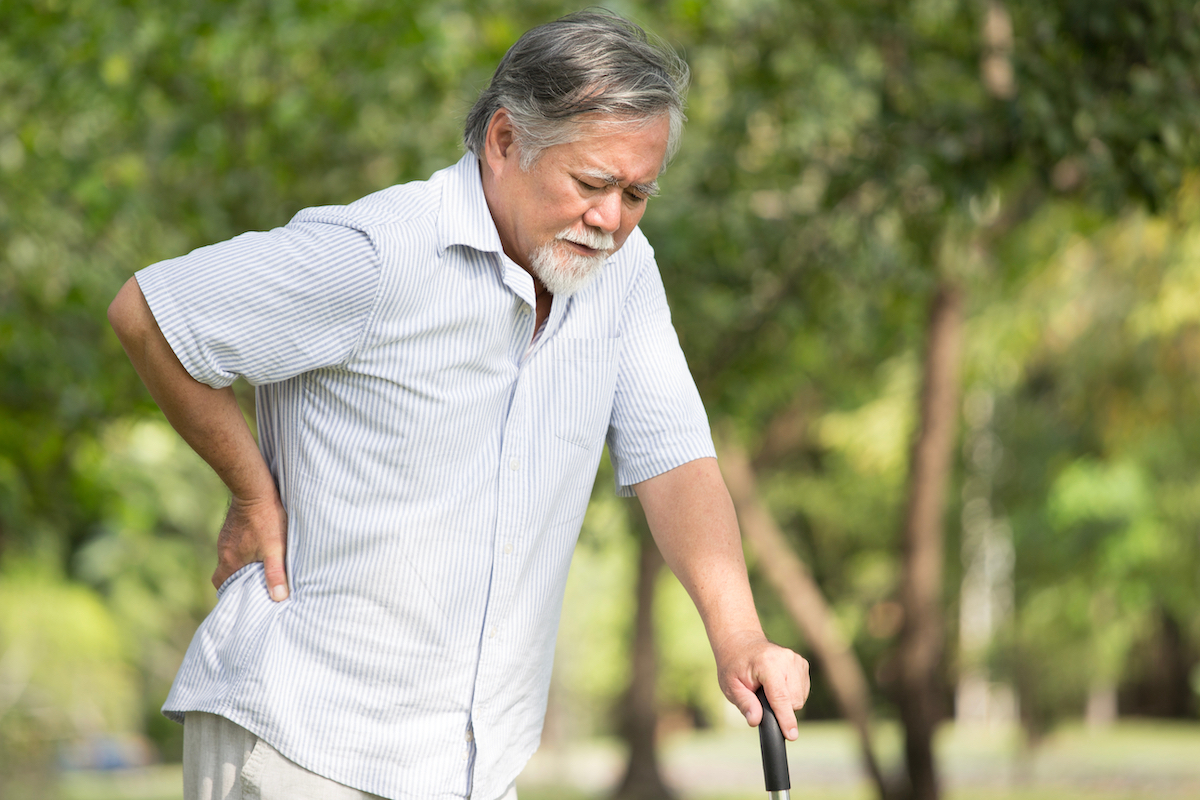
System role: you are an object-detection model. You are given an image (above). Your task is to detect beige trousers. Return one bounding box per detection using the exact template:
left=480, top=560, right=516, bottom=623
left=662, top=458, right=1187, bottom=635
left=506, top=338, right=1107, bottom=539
left=183, top=711, right=518, bottom=800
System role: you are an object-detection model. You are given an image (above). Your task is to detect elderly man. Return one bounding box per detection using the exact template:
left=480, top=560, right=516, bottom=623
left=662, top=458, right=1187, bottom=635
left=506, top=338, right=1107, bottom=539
left=109, top=10, right=809, bottom=800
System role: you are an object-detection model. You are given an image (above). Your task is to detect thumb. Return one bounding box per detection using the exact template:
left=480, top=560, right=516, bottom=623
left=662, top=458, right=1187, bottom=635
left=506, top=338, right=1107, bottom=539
left=262, top=550, right=289, bottom=602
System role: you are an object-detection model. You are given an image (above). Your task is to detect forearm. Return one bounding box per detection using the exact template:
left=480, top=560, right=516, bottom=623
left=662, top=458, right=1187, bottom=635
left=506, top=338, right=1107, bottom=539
left=633, top=457, right=765, bottom=654
left=635, top=456, right=811, bottom=734
left=107, top=276, right=275, bottom=503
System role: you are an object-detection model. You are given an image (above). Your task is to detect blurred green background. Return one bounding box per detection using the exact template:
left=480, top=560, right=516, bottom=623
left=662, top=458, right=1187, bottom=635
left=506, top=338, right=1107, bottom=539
left=4, top=0, right=1200, bottom=798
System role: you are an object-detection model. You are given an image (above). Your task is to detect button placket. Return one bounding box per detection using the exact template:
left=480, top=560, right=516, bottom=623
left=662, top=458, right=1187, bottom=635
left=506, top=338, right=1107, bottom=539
left=480, top=365, right=527, bottom=687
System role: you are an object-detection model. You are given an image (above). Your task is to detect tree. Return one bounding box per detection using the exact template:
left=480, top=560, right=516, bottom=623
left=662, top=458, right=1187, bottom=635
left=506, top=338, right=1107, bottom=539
left=6, top=2, right=1200, bottom=797
left=611, top=508, right=677, bottom=800
left=640, top=1, right=1200, bottom=798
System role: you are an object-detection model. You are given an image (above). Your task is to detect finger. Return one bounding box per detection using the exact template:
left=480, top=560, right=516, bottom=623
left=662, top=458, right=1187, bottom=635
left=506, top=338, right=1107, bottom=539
left=798, top=655, right=813, bottom=707
left=766, top=683, right=799, bottom=741
left=772, top=654, right=812, bottom=740
left=211, top=544, right=247, bottom=591
left=212, top=511, right=247, bottom=590
left=211, top=564, right=231, bottom=591
left=726, top=680, right=763, bottom=727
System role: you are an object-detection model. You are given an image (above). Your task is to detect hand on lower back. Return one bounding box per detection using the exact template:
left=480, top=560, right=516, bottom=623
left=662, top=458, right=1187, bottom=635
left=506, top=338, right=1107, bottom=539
left=212, top=492, right=289, bottom=601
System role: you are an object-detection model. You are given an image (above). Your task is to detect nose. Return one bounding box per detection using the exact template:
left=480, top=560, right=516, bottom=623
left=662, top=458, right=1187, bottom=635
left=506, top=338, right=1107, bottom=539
left=583, top=189, right=622, bottom=234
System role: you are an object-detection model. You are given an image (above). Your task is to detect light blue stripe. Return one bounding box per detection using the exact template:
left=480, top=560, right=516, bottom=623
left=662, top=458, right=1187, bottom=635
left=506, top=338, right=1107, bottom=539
left=136, top=154, right=714, bottom=800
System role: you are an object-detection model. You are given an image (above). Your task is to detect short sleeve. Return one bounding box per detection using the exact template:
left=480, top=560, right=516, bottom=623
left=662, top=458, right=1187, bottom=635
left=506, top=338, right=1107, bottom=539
left=606, top=256, right=716, bottom=496
left=135, top=219, right=381, bottom=389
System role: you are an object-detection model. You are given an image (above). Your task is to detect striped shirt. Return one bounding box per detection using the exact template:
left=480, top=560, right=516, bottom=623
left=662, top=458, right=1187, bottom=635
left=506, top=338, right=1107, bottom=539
left=137, top=154, right=714, bottom=800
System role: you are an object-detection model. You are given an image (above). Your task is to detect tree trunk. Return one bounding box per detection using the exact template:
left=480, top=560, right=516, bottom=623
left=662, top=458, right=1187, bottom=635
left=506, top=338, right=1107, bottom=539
left=895, top=282, right=965, bottom=800
left=956, top=390, right=1016, bottom=730
left=612, top=506, right=676, bottom=800
left=1119, top=608, right=1197, bottom=719
left=718, top=433, right=890, bottom=800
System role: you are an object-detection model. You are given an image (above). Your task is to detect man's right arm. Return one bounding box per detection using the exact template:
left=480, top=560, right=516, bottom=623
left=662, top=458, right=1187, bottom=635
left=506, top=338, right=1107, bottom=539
left=108, top=276, right=290, bottom=601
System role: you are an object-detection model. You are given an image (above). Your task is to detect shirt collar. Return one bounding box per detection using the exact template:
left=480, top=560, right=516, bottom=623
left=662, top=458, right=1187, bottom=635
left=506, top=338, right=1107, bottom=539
left=437, top=153, right=545, bottom=309
left=436, top=153, right=505, bottom=257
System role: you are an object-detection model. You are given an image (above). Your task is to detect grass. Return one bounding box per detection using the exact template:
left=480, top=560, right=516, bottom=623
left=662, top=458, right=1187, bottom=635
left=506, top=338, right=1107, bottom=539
left=11, top=764, right=184, bottom=800
left=520, top=719, right=1200, bottom=800
left=22, top=720, right=1200, bottom=800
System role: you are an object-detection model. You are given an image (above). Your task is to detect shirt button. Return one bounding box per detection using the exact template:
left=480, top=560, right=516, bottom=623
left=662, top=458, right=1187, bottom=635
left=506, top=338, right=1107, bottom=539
left=504, top=542, right=513, bottom=554
left=489, top=626, right=498, bottom=639
left=466, top=729, right=474, bottom=743
left=509, top=459, right=520, bottom=471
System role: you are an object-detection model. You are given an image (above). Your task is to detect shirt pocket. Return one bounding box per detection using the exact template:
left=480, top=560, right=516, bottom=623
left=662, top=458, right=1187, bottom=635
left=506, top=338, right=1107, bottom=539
left=549, top=336, right=621, bottom=449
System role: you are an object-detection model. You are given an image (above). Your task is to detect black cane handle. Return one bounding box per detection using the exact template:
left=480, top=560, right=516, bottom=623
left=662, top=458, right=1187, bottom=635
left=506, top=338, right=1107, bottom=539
left=756, top=686, right=791, bottom=795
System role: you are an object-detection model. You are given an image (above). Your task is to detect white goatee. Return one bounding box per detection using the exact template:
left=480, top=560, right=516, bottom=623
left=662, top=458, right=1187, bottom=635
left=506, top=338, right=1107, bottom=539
left=529, top=227, right=615, bottom=297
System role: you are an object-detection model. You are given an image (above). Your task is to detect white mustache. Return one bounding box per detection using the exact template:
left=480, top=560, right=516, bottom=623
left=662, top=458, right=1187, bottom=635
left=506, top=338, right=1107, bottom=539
left=557, top=228, right=614, bottom=253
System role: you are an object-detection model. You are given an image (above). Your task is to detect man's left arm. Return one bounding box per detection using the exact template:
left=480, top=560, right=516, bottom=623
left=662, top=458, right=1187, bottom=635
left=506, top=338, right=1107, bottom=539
left=633, top=456, right=810, bottom=739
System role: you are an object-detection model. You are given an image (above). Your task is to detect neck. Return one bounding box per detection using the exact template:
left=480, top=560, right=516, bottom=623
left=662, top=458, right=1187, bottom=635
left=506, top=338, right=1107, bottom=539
left=478, top=156, right=528, bottom=271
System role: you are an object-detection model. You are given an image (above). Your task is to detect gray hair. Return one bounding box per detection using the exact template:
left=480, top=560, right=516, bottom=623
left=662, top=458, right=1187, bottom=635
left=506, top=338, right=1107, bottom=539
left=463, top=10, right=689, bottom=171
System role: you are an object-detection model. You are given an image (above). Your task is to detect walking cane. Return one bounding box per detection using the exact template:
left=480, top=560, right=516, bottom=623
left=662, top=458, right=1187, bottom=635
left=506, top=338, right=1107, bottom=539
left=756, top=686, right=791, bottom=800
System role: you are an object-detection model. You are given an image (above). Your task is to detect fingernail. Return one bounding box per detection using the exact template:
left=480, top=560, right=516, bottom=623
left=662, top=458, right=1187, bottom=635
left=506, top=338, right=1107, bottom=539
left=271, top=585, right=289, bottom=602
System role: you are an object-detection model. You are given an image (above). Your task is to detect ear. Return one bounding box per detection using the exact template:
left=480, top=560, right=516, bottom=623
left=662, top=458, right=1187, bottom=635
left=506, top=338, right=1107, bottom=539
left=483, top=108, right=519, bottom=178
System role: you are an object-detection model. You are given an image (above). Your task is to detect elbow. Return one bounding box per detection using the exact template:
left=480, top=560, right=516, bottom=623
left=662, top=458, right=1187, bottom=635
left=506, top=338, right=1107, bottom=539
left=108, top=276, right=148, bottom=348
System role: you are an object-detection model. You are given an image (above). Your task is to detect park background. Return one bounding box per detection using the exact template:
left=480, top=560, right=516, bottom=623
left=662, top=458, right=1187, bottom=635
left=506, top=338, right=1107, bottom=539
left=4, top=0, right=1200, bottom=798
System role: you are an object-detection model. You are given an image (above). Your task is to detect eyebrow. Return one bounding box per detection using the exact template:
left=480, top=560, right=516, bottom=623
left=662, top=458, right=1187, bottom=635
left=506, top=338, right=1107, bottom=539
left=579, top=168, right=660, bottom=198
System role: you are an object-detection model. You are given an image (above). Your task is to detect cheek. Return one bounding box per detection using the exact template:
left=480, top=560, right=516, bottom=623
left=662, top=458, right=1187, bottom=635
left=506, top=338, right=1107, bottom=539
left=617, top=208, right=645, bottom=240
left=543, top=193, right=588, bottom=229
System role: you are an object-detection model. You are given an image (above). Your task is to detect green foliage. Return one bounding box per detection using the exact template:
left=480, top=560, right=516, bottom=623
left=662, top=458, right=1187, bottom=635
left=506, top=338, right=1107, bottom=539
left=979, top=185, right=1200, bottom=728
left=555, top=491, right=638, bottom=736
left=636, top=0, right=1200, bottom=735
left=0, top=565, right=139, bottom=774
left=555, top=481, right=728, bottom=737
left=5, top=2, right=1200, bottom=789
left=1, top=0, right=544, bottom=769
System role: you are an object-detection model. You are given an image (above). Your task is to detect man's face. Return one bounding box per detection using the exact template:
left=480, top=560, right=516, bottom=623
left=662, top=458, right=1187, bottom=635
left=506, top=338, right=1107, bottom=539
left=486, top=113, right=671, bottom=296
